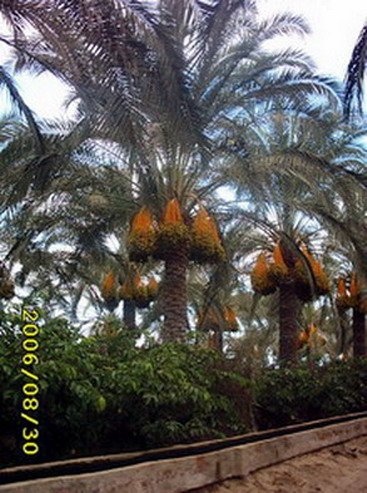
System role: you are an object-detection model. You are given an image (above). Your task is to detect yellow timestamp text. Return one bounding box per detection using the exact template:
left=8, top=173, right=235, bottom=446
left=20, top=308, right=40, bottom=456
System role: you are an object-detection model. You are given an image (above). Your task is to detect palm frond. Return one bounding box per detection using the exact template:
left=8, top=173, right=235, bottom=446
left=344, top=22, right=367, bottom=117
left=257, top=12, right=310, bottom=41
left=0, top=64, right=43, bottom=152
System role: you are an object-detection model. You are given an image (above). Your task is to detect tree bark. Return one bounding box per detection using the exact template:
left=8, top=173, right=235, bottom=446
left=336, top=305, right=349, bottom=356
left=123, top=300, right=136, bottom=330
left=278, top=281, right=300, bottom=365
left=160, top=243, right=189, bottom=343
left=353, top=308, right=366, bottom=358
left=213, top=328, right=224, bottom=353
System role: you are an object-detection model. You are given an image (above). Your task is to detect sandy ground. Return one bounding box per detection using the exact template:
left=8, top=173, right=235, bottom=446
left=193, top=435, right=367, bottom=493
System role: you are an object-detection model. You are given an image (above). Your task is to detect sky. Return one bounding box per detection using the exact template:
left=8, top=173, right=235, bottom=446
left=0, top=0, right=366, bottom=118
left=259, top=0, right=366, bottom=80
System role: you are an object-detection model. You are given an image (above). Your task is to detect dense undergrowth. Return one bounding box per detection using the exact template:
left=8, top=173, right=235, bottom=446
left=0, top=309, right=249, bottom=466
left=254, top=360, right=367, bottom=429
left=1, top=308, right=366, bottom=467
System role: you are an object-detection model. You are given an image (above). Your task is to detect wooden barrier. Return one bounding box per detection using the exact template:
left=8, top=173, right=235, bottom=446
left=1, top=416, right=367, bottom=493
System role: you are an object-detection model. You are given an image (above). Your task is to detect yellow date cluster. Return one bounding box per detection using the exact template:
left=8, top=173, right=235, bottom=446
left=20, top=308, right=40, bottom=456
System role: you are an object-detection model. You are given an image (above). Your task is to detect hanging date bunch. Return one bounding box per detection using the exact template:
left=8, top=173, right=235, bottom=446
left=251, top=242, right=288, bottom=295
left=298, top=323, right=327, bottom=350
left=223, top=306, right=240, bottom=332
left=128, top=200, right=225, bottom=264
left=196, top=306, right=221, bottom=332
left=119, top=272, right=159, bottom=309
left=294, top=246, right=330, bottom=301
left=100, top=271, right=119, bottom=311
left=335, top=277, right=353, bottom=309
left=155, top=199, right=191, bottom=259
left=250, top=252, right=277, bottom=295
left=268, top=243, right=289, bottom=282
left=128, top=206, right=156, bottom=262
left=336, top=272, right=367, bottom=313
left=0, top=261, right=15, bottom=300
left=251, top=242, right=329, bottom=302
left=190, top=206, right=225, bottom=264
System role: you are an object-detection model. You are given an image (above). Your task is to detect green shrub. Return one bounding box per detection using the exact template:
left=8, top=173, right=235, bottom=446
left=0, top=306, right=250, bottom=466
left=3, top=301, right=365, bottom=468
left=254, top=360, right=367, bottom=429
left=102, top=343, right=249, bottom=447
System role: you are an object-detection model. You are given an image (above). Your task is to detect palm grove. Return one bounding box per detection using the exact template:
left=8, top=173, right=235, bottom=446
left=0, top=0, right=366, bottom=363
left=1, top=3, right=367, bottom=462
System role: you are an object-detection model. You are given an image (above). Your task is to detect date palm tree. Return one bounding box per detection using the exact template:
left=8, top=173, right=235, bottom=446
left=0, top=0, right=345, bottom=342
left=222, top=106, right=367, bottom=363
left=243, top=197, right=330, bottom=364
left=0, top=118, right=138, bottom=320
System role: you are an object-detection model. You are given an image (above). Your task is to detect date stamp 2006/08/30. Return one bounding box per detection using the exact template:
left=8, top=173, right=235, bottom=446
left=20, top=308, right=41, bottom=456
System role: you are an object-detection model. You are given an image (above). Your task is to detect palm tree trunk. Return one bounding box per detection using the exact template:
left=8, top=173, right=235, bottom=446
left=352, top=308, right=366, bottom=358
left=278, top=281, right=300, bottom=364
left=336, top=305, right=349, bottom=356
left=305, top=345, right=311, bottom=367
left=213, top=328, right=223, bottom=353
left=123, top=300, right=136, bottom=330
left=161, top=243, right=189, bottom=342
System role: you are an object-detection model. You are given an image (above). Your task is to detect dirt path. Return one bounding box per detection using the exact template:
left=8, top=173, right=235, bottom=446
left=194, top=435, right=367, bottom=493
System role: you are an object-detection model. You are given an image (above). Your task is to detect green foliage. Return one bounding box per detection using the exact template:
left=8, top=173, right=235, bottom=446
left=254, top=360, right=367, bottom=429
left=103, top=344, right=247, bottom=446
left=0, top=307, right=249, bottom=466
left=0, top=308, right=113, bottom=464
left=2, top=301, right=367, bottom=469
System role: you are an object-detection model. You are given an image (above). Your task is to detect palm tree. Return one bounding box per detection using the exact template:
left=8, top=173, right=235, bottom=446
left=108, top=4, right=343, bottom=343
left=0, top=1, right=347, bottom=342
left=352, top=309, right=366, bottom=358
left=222, top=107, right=367, bottom=363
left=0, top=0, right=204, bottom=147
left=246, top=210, right=330, bottom=364
left=190, top=234, right=243, bottom=352
left=0, top=118, right=137, bottom=315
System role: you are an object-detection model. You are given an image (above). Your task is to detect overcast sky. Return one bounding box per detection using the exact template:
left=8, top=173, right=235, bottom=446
left=0, top=0, right=366, bottom=119
left=259, top=0, right=366, bottom=80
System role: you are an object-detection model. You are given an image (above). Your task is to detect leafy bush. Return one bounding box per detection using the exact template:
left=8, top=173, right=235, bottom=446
left=0, top=309, right=113, bottom=464
left=254, top=360, right=367, bottom=429
left=0, top=306, right=250, bottom=466
left=2, top=301, right=366, bottom=468
left=101, top=343, right=249, bottom=447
